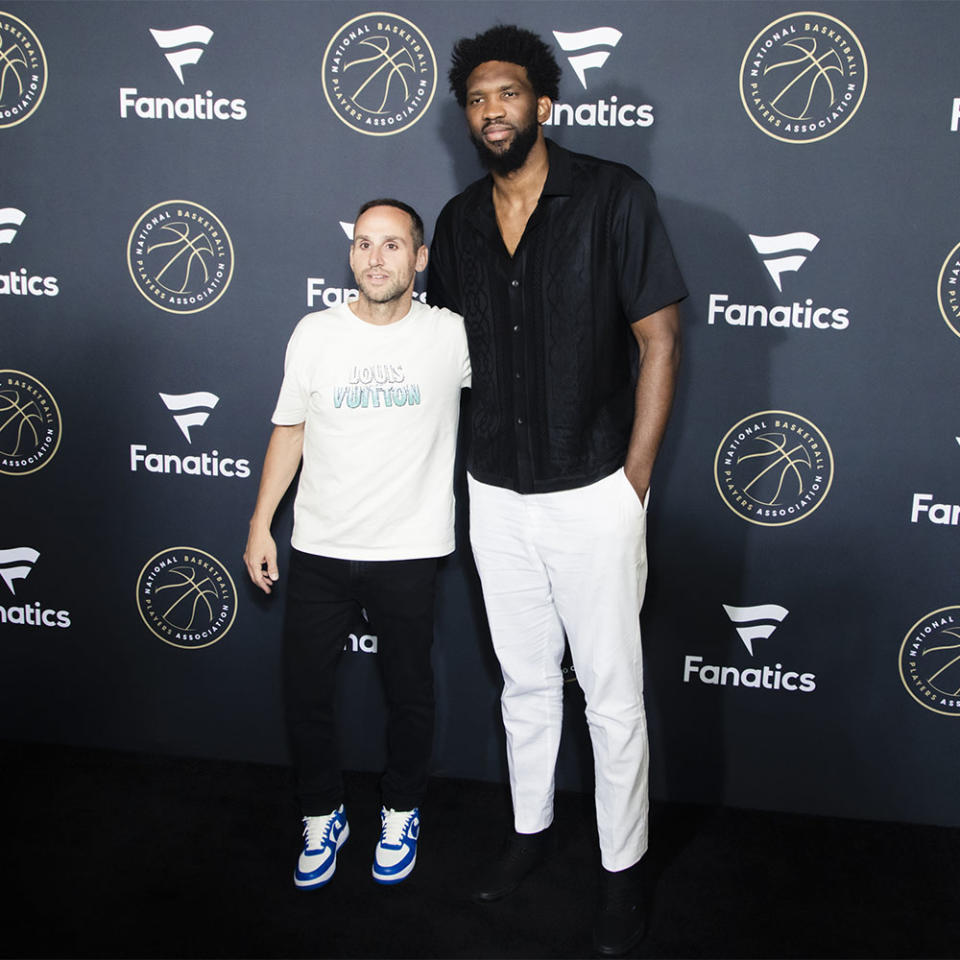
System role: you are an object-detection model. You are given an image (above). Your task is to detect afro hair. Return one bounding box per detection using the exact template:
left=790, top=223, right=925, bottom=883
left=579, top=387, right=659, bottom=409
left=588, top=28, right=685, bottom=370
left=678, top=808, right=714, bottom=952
left=448, top=25, right=561, bottom=107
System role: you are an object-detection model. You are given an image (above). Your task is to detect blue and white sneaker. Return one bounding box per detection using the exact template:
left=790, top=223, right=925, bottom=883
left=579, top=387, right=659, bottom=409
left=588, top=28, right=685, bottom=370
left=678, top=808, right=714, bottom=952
left=372, top=806, right=419, bottom=884
left=294, top=805, right=349, bottom=889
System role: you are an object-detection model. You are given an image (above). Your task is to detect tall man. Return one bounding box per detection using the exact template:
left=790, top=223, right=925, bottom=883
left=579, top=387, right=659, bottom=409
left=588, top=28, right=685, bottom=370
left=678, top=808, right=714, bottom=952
left=244, top=200, right=470, bottom=890
left=427, top=26, right=686, bottom=955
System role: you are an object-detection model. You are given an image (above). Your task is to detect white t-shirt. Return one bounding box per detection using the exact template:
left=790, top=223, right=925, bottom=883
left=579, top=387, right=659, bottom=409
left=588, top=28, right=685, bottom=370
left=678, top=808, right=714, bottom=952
left=272, top=300, right=471, bottom=560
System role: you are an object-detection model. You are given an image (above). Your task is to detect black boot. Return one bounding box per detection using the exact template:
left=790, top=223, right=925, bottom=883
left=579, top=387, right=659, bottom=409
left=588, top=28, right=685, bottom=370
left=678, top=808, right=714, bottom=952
left=593, top=861, right=647, bottom=956
left=472, top=827, right=553, bottom=902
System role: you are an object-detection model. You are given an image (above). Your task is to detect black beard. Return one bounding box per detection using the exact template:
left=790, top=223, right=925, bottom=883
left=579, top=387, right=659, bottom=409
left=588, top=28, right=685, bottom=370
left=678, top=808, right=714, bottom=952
left=470, top=118, right=539, bottom=175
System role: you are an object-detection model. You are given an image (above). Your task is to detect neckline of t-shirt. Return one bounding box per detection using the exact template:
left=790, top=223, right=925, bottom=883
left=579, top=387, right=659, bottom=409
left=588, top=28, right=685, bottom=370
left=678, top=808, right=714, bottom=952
left=344, top=299, right=421, bottom=331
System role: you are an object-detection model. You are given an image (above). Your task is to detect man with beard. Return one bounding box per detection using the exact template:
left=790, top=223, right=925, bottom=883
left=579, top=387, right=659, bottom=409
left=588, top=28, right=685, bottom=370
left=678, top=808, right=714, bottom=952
left=427, top=25, right=686, bottom=956
left=244, top=199, right=470, bottom=890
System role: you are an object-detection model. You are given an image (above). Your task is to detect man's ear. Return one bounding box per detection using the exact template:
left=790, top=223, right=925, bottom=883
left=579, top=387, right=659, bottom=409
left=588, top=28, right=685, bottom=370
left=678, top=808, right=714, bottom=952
left=415, top=244, right=429, bottom=272
left=537, top=96, right=552, bottom=124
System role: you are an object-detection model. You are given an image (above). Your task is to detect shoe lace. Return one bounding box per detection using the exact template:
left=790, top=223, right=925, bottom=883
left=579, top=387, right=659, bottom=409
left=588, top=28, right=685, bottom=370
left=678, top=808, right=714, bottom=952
left=380, top=808, right=414, bottom=845
left=302, top=811, right=336, bottom=850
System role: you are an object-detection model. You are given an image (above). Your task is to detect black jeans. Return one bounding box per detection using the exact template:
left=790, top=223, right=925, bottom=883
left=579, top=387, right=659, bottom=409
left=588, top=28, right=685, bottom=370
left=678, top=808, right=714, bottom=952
left=283, top=548, right=438, bottom=816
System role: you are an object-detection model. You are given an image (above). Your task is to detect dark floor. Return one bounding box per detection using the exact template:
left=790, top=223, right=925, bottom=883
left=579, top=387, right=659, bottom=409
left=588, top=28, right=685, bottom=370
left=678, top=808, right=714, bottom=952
left=5, top=739, right=958, bottom=959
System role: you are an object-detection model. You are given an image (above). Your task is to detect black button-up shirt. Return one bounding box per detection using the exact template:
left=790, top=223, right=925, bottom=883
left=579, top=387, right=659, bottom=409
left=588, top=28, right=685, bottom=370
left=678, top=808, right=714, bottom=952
left=428, top=139, right=687, bottom=494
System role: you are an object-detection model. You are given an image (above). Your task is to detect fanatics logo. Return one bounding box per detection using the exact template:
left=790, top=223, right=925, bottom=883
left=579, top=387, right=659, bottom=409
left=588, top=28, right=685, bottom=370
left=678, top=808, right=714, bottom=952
left=707, top=230, right=848, bottom=332
left=149, top=25, right=213, bottom=84
left=722, top=603, right=789, bottom=656
left=159, top=391, right=219, bottom=443
left=748, top=232, right=820, bottom=292
left=0, top=207, right=61, bottom=298
left=0, top=546, right=71, bottom=629
left=545, top=23, right=652, bottom=129
left=129, top=389, right=251, bottom=479
left=552, top=28, right=622, bottom=90
left=0, top=546, right=39, bottom=595
left=683, top=603, right=815, bottom=694
left=909, top=438, right=960, bottom=528
left=0, top=207, right=26, bottom=246
left=119, top=24, right=247, bottom=120
left=345, top=632, right=378, bottom=654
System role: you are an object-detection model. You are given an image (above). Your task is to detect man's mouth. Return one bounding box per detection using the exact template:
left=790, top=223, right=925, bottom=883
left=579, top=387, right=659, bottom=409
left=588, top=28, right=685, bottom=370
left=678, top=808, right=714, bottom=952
left=482, top=123, right=513, bottom=144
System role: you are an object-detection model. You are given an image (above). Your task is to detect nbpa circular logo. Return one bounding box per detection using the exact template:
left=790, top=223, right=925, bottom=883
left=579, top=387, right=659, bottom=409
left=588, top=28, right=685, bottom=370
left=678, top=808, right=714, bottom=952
left=126, top=201, right=234, bottom=314
left=136, top=547, right=237, bottom=649
left=937, top=242, right=960, bottom=339
left=322, top=11, right=436, bottom=136
left=0, top=11, right=47, bottom=128
left=714, top=410, right=833, bottom=525
left=0, top=369, right=61, bottom=475
left=739, top=11, right=867, bottom=143
left=899, top=607, right=960, bottom=717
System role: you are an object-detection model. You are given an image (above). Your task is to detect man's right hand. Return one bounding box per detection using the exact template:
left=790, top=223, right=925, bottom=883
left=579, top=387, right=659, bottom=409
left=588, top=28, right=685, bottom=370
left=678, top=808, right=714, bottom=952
left=244, top=526, right=279, bottom=594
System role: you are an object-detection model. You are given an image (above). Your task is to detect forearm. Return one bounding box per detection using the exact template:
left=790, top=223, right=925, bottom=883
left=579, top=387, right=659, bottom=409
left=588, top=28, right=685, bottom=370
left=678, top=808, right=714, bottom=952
left=249, top=423, right=304, bottom=531
left=623, top=305, right=682, bottom=500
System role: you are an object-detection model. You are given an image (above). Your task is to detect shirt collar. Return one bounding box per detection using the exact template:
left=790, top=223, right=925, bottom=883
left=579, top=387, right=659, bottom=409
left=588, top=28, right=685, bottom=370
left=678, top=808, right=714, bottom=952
left=467, top=137, right=573, bottom=237
left=541, top=138, right=573, bottom=198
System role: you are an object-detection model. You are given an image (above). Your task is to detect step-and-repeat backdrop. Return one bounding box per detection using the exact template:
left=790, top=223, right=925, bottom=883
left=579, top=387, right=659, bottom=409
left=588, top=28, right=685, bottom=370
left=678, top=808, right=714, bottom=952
left=3, top=0, right=959, bottom=828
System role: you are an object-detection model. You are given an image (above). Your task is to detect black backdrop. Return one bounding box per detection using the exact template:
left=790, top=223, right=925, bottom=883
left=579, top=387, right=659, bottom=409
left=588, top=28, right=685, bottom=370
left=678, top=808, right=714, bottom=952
left=3, top=0, right=959, bottom=829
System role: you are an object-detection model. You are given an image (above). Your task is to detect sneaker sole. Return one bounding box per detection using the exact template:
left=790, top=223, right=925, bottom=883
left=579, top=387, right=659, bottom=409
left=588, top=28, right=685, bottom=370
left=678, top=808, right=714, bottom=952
left=294, top=823, right=350, bottom=889
left=371, top=851, right=416, bottom=885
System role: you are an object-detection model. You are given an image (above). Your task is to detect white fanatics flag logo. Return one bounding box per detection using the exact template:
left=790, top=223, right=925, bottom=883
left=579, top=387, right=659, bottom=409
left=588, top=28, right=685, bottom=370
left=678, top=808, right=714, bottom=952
left=149, top=26, right=214, bottom=84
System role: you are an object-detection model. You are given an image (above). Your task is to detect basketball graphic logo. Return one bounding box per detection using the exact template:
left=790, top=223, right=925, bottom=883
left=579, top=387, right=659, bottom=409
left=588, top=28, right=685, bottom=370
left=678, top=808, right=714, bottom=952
left=0, top=370, right=61, bottom=476
left=739, top=12, right=867, bottom=144
left=127, top=201, right=234, bottom=314
left=900, top=608, right=960, bottom=716
left=937, top=242, right=960, bottom=339
left=0, top=11, right=47, bottom=128
left=322, top=12, right=436, bottom=136
left=136, top=547, right=237, bottom=649
left=714, top=410, right=833, bottom=526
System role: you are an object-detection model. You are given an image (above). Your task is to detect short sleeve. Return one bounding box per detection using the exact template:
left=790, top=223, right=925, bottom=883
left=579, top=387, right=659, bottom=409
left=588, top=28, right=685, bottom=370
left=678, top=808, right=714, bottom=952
left=427, top=200, right=462, bottom=314
left=271, top=322, right=309, bottom=425
left=613, top=177, right=688, bottom=324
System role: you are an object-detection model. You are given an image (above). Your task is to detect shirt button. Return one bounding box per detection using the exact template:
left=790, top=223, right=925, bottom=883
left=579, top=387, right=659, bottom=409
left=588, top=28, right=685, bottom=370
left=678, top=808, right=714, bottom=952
left=514, top=371, right=521, bottom=379
left=517, top=418, right=524, bottom=425
left=512, top=324, right=520, bottom=332
left=511, top=280, right=519, bottom=288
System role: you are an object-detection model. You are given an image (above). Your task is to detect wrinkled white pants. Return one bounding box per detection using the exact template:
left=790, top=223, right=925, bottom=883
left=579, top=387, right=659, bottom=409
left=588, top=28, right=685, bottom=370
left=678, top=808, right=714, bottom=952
left=468, top=468, right=649, bottom=871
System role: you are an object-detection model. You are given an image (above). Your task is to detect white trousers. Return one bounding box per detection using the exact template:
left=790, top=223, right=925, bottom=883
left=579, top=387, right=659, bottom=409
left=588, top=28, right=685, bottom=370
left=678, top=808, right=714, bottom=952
left=468, top=469, right=649, bottom=871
